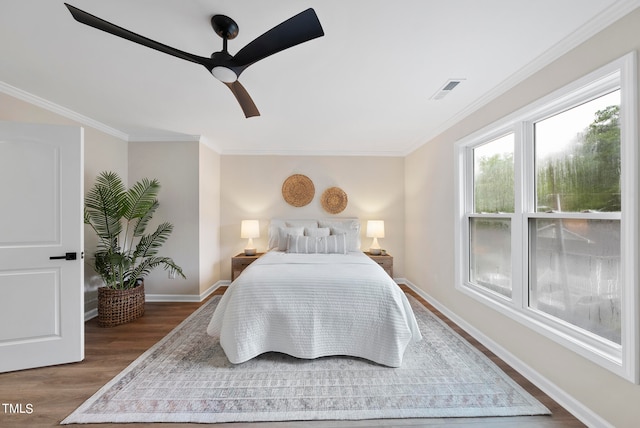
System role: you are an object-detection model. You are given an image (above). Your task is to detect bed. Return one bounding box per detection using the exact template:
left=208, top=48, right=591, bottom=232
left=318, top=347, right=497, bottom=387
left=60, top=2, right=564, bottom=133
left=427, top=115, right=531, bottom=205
left=206, top=219, right=422, bottom=367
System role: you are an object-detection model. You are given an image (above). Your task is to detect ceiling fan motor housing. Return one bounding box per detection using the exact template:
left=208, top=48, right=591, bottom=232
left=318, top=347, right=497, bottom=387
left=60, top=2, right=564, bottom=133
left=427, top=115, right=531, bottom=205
left=209, top=50, right=237, bottom=82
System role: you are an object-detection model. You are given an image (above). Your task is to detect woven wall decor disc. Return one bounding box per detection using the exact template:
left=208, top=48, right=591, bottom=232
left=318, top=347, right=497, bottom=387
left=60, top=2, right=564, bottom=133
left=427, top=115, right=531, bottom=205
left=282, top=174, right=315, bottom=207
left=321, top=187, right=348, bottom=214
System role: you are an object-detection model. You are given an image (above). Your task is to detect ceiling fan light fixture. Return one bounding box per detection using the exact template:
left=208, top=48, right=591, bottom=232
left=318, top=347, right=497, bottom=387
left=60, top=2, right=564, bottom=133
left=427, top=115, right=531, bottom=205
left=211, top=66, right=237, bottom=83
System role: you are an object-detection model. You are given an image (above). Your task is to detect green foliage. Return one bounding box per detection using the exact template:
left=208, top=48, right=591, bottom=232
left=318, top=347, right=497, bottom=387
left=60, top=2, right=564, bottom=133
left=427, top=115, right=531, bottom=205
left=537, top=105, right=620, bottom=212
left=474, top=152, right=514, bottom=213
left=84, top=171, right=186, bottom=289
left=474, top=104, right=620, bottom=213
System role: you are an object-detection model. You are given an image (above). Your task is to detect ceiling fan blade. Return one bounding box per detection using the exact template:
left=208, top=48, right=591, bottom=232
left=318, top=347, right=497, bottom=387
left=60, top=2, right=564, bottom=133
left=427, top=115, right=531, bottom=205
left=224, top=81, right=260, bottom=118
left=64, top=3, right=211, bottom=67
left=230, top=8, right=324, bottom=75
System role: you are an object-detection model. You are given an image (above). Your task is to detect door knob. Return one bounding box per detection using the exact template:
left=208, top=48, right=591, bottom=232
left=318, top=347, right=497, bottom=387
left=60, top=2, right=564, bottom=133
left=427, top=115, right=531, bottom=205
left=49, top=252, right=77, bottom=260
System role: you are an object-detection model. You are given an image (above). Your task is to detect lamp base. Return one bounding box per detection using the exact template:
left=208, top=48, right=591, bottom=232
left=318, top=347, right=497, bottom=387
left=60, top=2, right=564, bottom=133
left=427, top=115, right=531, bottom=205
left=244, top=248, right=256, bottom=256
left=369, top=248, right=381, bottom=255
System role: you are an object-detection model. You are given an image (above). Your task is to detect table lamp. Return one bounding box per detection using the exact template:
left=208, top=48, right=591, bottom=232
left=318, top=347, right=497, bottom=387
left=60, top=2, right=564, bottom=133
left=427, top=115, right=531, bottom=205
left=367, top=220, right=385, bottom=255
left=241, top=220, right=259, bottom=256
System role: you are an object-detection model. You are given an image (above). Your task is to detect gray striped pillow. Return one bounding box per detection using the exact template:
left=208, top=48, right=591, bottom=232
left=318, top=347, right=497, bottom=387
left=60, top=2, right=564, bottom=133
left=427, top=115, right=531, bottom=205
left=286, top=233, right=347, bottom=254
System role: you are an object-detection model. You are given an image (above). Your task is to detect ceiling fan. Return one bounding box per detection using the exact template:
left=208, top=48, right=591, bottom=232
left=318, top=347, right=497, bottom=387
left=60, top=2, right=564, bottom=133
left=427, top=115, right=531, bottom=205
left=64, top=3, right=324, bottom=118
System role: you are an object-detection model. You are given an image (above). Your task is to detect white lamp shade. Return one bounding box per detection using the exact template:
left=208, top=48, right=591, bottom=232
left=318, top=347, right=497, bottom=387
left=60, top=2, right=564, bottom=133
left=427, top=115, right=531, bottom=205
left=366, top=220, right=385, bottom=238
left=241, top=220, right=260, bottom=239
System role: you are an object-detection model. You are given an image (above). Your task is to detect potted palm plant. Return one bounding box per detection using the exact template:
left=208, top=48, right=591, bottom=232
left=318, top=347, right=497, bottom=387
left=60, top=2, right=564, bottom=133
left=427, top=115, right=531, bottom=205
left=85, top=171, right=185, bottom=327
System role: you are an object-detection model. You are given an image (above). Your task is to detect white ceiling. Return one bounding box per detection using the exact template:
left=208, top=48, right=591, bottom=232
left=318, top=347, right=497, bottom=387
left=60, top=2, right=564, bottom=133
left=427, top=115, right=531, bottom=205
left=1, top=0, right=638, bottom=155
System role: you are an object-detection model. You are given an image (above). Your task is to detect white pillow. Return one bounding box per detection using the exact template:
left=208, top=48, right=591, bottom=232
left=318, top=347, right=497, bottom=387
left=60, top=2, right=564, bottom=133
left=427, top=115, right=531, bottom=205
left=277, top=226, right=305, bottom=251
left=285, top=220, right=319, bottom=229
left=268, top=220, right=318, bottom=249
left=318, top=219, right=361, bottom=251
left=286, top=233, right=347, bottom=254
left=267, top=220, right=286, bottom=250
left=304, top=227, right=330, bottom=237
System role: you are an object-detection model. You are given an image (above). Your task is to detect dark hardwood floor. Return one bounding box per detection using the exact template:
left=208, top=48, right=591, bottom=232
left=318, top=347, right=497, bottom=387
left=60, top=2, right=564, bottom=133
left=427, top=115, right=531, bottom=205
left=0, top=286, right=585, bottom=428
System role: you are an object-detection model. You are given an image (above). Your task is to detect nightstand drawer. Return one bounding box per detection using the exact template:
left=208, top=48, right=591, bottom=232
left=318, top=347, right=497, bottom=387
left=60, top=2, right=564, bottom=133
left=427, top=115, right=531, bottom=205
left=234, top=259, right=254, bottom=269
left=231, top=253, right=263, bottom=281
left=364, top=252, right=393, bottom=278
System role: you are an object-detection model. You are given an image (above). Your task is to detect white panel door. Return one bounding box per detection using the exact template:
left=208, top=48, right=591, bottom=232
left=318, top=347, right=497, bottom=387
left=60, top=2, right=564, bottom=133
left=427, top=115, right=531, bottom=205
left=0, top=122, right=84, bottom=373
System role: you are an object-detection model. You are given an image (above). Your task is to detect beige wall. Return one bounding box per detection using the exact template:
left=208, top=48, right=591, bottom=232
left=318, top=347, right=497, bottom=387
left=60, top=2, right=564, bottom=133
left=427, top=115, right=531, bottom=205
left=219, top=155, right=404, bottom=280
left=199, top=143, right=221, bottom=294
left=0, top=91, right=128, bottom=312
left=128, top=140, right=222, bottom=298
left=404, top=8, right=640, bottom=428
left=129, top=141, right=201, bottom=296
left=1, top=91, right=222, bottom=301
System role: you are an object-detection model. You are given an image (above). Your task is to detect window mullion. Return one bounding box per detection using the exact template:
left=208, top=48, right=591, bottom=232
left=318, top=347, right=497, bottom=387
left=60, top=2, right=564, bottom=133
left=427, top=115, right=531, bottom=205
left=520, top=121, right=536, bottom=312
left=511, top=122, right=525, bottom=309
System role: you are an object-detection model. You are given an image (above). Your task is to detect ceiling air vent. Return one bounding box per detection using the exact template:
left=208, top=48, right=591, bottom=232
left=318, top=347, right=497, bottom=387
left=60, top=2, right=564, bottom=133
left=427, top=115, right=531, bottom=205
left=430, top=79, right=465, bottom=100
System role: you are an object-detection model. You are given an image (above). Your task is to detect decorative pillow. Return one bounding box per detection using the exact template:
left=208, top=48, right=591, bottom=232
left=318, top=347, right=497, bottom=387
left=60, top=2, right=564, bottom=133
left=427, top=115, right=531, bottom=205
left=318, top=219, right=361, bottom=251
left=276, top=226, right=305, bottom=251
left=285, top=220, right=319, bottom=229
left=268, top=220, right=318, bottom=249
left=304, top=227, right=330, bottom=237
left=268, top=220, right=285, bottom=249
left=286, top=233, right=347, bottom=254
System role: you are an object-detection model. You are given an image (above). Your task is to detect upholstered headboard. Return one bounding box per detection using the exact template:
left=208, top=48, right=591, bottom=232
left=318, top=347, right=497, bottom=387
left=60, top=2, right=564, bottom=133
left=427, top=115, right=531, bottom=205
left=268, top=218, right=361, bottom=252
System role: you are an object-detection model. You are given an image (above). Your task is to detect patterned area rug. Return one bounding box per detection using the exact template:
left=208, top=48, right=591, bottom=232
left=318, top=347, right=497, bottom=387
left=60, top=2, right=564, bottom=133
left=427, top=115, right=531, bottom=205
left=62, top=294, right=549, bottom=424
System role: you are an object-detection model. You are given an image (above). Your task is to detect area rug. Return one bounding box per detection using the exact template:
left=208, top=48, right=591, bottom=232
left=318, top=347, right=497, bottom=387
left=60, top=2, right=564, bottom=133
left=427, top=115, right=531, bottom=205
left=62, top=293, right=549, bottom=424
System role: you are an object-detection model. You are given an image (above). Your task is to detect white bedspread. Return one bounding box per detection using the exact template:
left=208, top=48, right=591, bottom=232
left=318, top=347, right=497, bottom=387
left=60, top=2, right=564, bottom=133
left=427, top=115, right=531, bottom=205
left=207, top=251, right=422, bottom=367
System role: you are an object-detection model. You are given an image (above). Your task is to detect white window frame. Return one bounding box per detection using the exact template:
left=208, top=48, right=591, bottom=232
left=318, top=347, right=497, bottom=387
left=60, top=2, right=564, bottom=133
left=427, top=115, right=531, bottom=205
left=454, top=52, right=638, bottom=382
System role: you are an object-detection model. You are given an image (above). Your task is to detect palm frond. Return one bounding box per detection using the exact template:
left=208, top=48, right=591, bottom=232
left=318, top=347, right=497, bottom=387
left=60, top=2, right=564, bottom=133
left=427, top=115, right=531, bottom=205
left=131, top=200, right=159, bottom=238
left=121, top=178, right=160, bottom=252
left=133, top=222, right=174, bottom=260
left=128, top=256, right=186, bottom=286
left=84, top=172, right=126, bottom=242
left=124, top=178, right=160, bottom=221
left=85, top=171, right=185, bottom=289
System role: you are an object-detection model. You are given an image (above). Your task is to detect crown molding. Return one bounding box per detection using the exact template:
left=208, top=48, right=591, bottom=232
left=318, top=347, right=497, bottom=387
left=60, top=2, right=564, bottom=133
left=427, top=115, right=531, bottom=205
left=404, top=0, right=640, bottom=156
left=219, top=147, right=405, bottom=157
left=128, top=133, right=201, bottom=143
left=0, top=81, right=129, bottom=141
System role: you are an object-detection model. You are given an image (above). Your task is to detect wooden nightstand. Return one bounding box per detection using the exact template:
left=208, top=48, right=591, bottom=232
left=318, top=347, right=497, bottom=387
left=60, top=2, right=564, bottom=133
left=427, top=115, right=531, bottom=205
left=231, top=253, right=264, bottom=281
left=364, top=252, right=393, bottom=278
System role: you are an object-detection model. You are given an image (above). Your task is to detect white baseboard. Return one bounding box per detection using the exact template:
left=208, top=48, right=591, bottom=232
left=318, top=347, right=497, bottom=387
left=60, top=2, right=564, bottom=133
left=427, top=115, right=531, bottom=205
left=141, top=280, right=231, bottom=302
left=84, top=308, right=97, bottom=322
left=400, top=279, right=613, bottom=428
left=83, top=280, right=231, bottom=320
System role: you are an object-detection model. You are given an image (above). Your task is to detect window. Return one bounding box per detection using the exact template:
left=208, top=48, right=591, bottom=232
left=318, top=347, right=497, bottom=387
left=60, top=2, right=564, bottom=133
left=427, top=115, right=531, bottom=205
left=455, top=53, right=638, bottom=382
left=470, top=134, right=514, bottom=299
left=530, top=91, right=622, bottom=344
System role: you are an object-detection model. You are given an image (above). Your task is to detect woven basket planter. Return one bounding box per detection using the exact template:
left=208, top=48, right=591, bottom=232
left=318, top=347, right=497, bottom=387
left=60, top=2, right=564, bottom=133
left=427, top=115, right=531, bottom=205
left=97, top=282, right=145, bottom=327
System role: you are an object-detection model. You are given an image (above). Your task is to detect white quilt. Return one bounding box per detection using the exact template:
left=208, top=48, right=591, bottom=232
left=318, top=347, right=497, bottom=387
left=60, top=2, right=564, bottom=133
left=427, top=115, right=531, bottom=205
left=207, top=251, right=422, bottom=367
